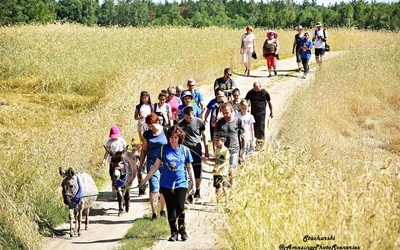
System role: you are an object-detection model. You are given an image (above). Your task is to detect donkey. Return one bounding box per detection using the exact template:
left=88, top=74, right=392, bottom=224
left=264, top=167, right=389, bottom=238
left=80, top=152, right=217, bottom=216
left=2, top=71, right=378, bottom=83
left=104, top=145, right=138, bottom=216
left=59, top=167, right=98, bottom=237
left=131, top=138, right=146, bottom=196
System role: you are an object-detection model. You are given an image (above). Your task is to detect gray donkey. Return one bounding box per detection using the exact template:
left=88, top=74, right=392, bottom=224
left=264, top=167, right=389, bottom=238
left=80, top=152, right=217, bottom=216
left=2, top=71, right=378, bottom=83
left=59, top=167, right=98, bottom=237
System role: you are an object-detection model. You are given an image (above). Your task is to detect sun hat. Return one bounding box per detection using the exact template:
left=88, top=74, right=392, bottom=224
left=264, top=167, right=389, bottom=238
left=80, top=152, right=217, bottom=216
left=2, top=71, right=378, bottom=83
left=109, top=125, right=120, bottom=139
left=181, top=91, right=193, bottom=99
left=297, top=25, right=303, bottom=30
left=316, top=22, right=322, bottom=27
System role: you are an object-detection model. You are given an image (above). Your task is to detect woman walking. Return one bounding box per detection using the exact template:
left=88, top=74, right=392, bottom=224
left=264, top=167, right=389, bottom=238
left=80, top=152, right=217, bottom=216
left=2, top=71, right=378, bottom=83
left=141, top=125, right=195, bottom=242
left=262, top=31, right=280, bottom=78
left=138, top=113, right=167, bottom=220
left=241, top=26, right=256, bottom=76
left=292, top=25, right=304, bottom=72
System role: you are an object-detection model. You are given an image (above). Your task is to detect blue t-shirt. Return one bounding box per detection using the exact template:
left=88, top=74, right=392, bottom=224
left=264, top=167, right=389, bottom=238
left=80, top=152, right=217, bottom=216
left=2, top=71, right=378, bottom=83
left=206, top=99, right=217, bottom=124
left=301, top=40, right=313, bottom=60
left=177, top=104, right=202, bottom=120
left=180, top=89, right=204, bottom=108
left=143, top=129, right=168, bottom=166
left=157, top=144, right=193, bottom=189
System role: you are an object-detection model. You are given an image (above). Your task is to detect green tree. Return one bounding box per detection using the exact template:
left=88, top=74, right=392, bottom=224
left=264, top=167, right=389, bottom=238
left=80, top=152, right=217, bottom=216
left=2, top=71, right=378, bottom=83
left=0, top=0, right=56, bottom=25
left=57, top=0, right=98, bottom=25
left=98, top=0, right=118, bottom=26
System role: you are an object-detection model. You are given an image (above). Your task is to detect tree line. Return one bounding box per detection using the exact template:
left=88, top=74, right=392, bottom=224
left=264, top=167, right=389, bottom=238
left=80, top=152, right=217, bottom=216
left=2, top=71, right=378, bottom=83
left=1, top=0, right=399, bottom=30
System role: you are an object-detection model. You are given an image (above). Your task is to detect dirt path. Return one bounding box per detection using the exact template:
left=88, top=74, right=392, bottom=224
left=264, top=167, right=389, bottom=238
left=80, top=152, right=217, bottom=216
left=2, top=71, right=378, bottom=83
left=42, top=54, right=336, bottom=250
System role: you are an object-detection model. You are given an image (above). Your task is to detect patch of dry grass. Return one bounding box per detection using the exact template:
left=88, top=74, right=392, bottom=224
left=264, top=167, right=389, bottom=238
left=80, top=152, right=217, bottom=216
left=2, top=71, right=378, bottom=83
left=225, top=30, right=400, bottom=249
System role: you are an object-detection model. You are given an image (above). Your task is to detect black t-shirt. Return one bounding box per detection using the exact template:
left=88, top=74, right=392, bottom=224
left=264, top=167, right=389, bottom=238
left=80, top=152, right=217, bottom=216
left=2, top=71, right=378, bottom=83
left=245, top=89, right=271, bottom=114
left=214, top=77, right=236, bottom=95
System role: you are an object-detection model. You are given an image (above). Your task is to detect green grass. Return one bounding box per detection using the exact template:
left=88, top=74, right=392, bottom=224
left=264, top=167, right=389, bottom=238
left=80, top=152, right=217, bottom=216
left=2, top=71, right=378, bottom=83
left=1, top=25, right=399, bottom=249
left=117, top=213, right=169, bottom=250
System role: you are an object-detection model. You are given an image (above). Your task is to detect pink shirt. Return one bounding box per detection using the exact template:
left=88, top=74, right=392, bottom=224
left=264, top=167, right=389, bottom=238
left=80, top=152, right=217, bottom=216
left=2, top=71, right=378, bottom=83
left=166, top=96, right=180, bottom=121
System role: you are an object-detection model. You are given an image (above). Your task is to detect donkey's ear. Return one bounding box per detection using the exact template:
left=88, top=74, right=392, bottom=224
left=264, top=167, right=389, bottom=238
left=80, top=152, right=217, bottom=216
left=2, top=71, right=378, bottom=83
left=66, top=167, right=75, bottom=177
left=59, top=167, right=65, bottom=177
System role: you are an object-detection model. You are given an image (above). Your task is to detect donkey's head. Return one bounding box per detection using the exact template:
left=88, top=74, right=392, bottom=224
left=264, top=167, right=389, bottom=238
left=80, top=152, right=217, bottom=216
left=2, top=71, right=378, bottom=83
left=59, top=167, right=79, bottom=206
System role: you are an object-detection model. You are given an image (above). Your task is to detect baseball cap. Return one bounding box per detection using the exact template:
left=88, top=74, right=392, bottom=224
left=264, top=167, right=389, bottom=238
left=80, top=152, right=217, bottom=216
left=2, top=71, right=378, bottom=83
left=109, top=125, right=120, bottom=139
left=215, top=132, right=227, bottom=140
left=181, top=91, right=193, bottom=99
left=297, top=25, right=303, bottom=30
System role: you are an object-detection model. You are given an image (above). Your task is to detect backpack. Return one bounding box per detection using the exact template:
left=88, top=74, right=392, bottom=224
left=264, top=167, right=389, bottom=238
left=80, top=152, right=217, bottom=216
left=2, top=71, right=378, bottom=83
left=314, top=29, right=330, bottom=52
left=154, top=103, right=171, bottom=126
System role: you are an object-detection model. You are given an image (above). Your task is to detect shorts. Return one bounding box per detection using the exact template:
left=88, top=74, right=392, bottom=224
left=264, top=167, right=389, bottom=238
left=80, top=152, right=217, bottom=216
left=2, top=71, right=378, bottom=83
left=213, top=175, right=228, bottom=189
left=137, top=121, right=148, bottom=132
left=229, top=152, right=239, bottom=174
left=315, top=48, right=325, bottom=57
left=146, top=162, right=160, bottom=192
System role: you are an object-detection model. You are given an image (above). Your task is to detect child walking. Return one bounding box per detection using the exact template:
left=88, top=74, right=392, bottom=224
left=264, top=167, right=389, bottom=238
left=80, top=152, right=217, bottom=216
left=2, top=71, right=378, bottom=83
left=212, top=132, right=230, bottom=204
left=235, top=100, right=255, bottom=161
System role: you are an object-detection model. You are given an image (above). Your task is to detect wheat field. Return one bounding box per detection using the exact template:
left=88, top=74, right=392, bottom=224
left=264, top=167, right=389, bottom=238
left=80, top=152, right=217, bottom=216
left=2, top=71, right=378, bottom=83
left=0, top=24, right=399, bottom=249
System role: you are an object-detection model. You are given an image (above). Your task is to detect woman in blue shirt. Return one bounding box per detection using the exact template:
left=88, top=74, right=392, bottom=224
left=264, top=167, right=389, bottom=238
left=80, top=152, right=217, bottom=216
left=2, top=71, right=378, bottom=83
left=141, top=125, right=195, bottom=242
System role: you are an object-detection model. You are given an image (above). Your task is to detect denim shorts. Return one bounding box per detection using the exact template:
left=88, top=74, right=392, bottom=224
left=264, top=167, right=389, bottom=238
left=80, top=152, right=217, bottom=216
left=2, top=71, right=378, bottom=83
left=229, top=152, right=239, bottom=174
left=147, top=163, right=160, bottom=192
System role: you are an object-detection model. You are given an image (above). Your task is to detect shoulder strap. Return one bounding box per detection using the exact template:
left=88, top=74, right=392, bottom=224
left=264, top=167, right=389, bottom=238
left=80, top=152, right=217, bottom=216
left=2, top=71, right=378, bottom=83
left=154, top=103, right=158, bottom=111
left=160, top=145, right=165, bottom=164
left=323, top=29, right=327, bottom=38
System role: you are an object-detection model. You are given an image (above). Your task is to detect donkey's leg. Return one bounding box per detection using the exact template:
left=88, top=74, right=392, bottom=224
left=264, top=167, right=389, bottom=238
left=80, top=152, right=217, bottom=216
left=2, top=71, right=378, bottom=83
left=84, top=207, right=89, bottom=230
left=117, top=188, right=123, bottom=216
left=125, top=190, right=130, bottom=213
left=68, top=209, right=74, bottom=237
left=77, top=208, right=83, bottom=236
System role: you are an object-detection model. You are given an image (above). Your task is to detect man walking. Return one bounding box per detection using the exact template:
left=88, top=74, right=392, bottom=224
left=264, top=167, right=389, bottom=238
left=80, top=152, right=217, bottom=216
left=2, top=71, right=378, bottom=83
left=312, top=22, right=328, bottom=66
left=178, top=106, right=209, bottom=203
left=214, top=102, right=245, bottom=188
left=245, top=82, right=273, bottom=143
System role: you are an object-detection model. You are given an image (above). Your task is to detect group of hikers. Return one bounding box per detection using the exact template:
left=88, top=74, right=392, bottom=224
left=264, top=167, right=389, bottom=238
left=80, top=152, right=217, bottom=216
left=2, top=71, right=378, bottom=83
left=241, top=22, right=328, bottom=79
left=100, top=22, right=327, bottom=242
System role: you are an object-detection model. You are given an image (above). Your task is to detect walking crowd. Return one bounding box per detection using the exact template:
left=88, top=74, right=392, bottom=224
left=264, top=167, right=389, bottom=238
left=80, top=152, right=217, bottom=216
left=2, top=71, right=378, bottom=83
left=101, top=22, right=328, bottom=242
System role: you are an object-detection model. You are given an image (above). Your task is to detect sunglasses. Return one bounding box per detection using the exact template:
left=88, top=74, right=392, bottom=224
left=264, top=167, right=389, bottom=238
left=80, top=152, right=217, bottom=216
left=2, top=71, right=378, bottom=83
left=217, top=101, right=224, bottom=104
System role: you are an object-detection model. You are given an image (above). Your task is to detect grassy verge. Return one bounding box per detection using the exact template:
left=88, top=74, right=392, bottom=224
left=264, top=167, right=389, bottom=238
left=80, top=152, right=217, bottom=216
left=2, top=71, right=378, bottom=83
left=117, top=213, right=169, bottom=250
left=224, top=30, right=400, bottom=249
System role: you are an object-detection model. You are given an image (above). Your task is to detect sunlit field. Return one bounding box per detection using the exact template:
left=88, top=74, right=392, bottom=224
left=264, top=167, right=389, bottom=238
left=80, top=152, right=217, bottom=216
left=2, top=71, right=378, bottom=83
left=0, top=24, right=398, bottom=249
left=225, top=31, right=400, bottom=249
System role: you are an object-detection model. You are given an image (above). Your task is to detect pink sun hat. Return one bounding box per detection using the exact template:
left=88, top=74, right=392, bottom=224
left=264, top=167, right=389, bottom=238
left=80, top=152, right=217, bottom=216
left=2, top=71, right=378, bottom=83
left=109, top=125, right=120, bottom=139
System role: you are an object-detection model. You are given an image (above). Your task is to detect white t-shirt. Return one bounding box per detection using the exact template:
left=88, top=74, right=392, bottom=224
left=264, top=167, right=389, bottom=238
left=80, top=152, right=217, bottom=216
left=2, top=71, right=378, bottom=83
left=235, top=112, right=255, bottom=141
left=154, top=103, right=171, bottom=126
left=139, top=104, right=152, bottom=124
left=242, top=33, right=256, bottom=51
left=313, top=29, right=327, bottom=49
left=106, top=137, right=127, bottom=154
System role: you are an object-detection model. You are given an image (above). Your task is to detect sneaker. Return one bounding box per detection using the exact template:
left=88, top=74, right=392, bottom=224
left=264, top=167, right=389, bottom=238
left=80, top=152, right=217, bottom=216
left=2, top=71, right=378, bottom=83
left=160, top=210, right=166, bottom=217
left=268, top=74, right=272, bottom=78
left=274, top=70, right=277, bottom=76
left=168, top=232, right=178, bottom=242
left=152, top=213, right=157, bottom=221
left=247, top=71, right=250, bottom=76
left=186, top=195, right=194, bottom=204
left=297, top=68, right=301, bottom=72
left=194, top=194, right=201, bottom=200
left=179, top=229, right=188, bottom=241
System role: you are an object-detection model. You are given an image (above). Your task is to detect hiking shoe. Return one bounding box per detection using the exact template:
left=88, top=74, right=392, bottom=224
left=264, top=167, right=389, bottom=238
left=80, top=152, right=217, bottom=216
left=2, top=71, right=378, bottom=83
left=160, top=210, right=166, bottom=217
left=274, top=70, right=277, bottom=76
left=186, top=195, right=194, bottom=204
left=168, top=232, right=179, bottom=242
left=151, top=213, right=157, bottom=221
left=179, top=229, right=188, bottom=241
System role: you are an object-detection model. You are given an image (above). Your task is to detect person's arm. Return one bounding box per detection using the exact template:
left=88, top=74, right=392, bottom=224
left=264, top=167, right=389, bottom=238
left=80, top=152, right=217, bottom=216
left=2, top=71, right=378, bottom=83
left=140, top=158, right=161, bottom=186
left=241, top=38, right=244, bottom=54
left=275, top=39, right=280, bottom=54
left=186, top=163, right=196, bottom=195
left=138, top=138, right=148, bottom=171
left=134, top=107, right=140, bottom=121
left=252, top=35, right=256, bottom=52
left=101, top=150, right=109, bottom=167
left=292, top=36, right=297, bottom=53
left=201, top=130, right=209, bottom=158
left=267, top=100, right=274, bottom=118
left=204, top=107, right=211, bottom=123
left=167, top=105, right=173, bottom=126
